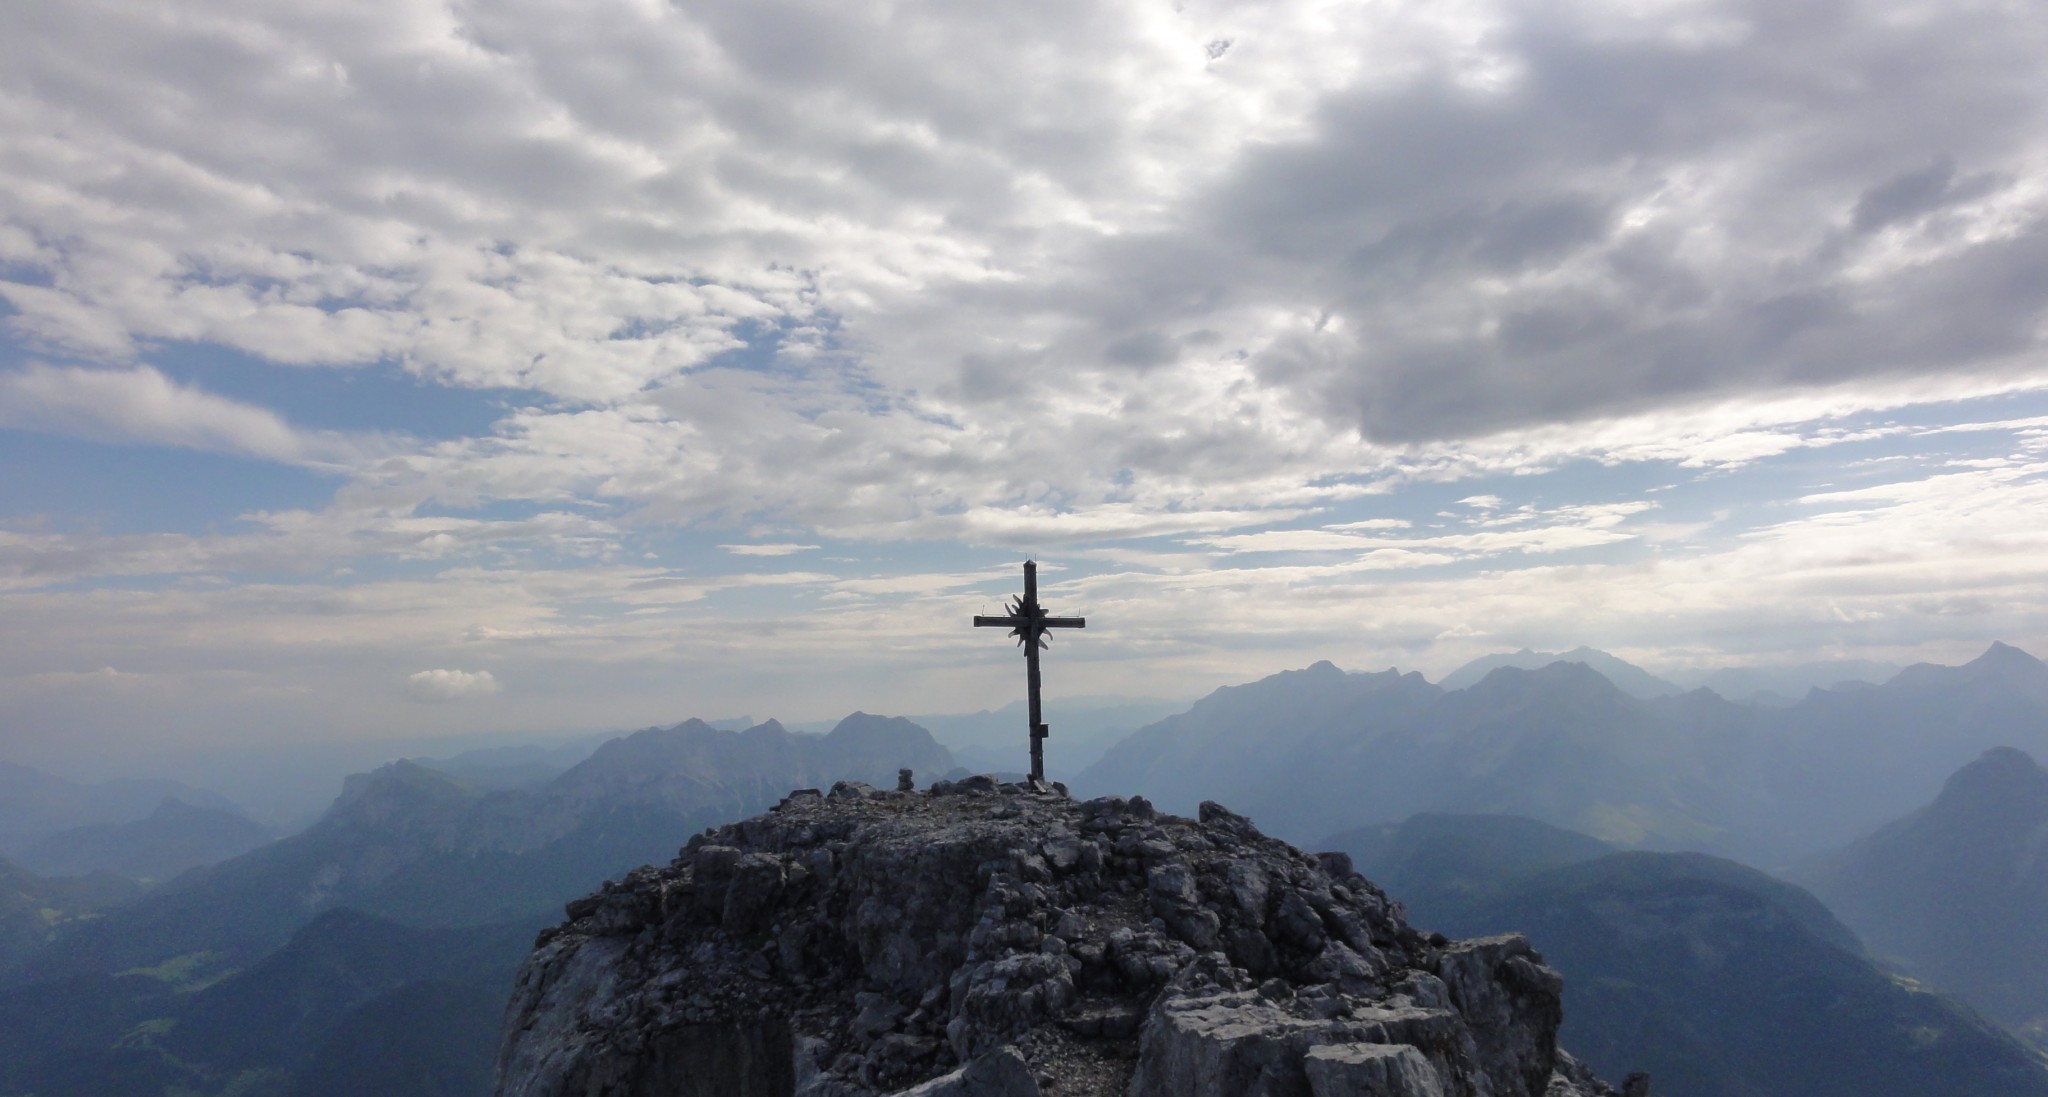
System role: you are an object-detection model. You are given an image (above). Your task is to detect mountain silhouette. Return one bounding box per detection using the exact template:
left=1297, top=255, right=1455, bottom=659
left=1080, top=660, right=1729, bottom=847
left=1681, top=658, right=1900, bottom=704
left=0, top=762, right=241, bottom=852
left=1798, top=745, right=2048, bottom=1033
left=19, top=716, right=953, bottom=981
left=1438, top=646, right=1683, bottom=698
left=16, top=797, right=274, bottom=882
left=1079, top=644, right=2048, bottom=862
left=1318, top=812, right=1615, bottom=924
left=1480, top=851, right=2048, bottom=1097
left=0, top=714, right=953, bottom=1097
left=1324, top=814, right=2048, bottom=1097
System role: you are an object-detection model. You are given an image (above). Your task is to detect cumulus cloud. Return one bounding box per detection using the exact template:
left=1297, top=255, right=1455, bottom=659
left=404, top=668, right=502, bottom=702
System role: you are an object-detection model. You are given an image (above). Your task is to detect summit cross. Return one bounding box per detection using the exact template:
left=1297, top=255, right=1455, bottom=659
left=972, top=560, right=1087, bottom=783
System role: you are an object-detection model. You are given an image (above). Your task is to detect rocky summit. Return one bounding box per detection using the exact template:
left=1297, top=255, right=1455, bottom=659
left=495, top=776, right=1628, bottom=1097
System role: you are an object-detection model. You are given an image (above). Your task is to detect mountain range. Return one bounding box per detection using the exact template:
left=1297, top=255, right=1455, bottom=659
left=7, top=643, right=2046, bottom=1096
left=1078, top=643, right=2048, bottom=863
left=405, top=734, right=619, bottom=792
left=13, top=798, right=274, bottom=882
left=790, top=695, right=1188, bottom=779
left=18, top=714, right=952, bottom=980
left=1674, top=658, right=1903, bottom=705
left=1797, top=745, right=2048, bottom=1041
left=1323, top=812, right=2048, bottom=1097
left=0, top=763, right=243, bottom=854
left=1438, top=646, right=1685, bottom=698
left=1436, top=648, right=1902, bottom=703
left=0, top=713, right=953, bottom=1097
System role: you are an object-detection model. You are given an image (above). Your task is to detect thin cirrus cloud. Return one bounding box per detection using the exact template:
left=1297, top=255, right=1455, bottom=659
left=0, top=363, right=386, bottom=468
left=1193, top=501, right=1654, bottom=559
left=720, top=544, right=821, bottom=557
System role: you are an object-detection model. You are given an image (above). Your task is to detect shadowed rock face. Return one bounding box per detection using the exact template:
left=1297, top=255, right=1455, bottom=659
left=554, top=1020, right=796, bottom=1096
left=495, top=779, right=1623, bottom=1097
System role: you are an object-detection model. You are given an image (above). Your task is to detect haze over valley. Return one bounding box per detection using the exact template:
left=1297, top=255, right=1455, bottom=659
left=6, top=644, right=2048, bottom=1095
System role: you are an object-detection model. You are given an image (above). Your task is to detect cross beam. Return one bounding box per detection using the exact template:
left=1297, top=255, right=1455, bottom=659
left=973, top=560, right=1085, bottom=783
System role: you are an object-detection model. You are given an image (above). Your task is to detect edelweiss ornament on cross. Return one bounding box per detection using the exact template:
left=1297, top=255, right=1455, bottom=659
left=973, top=560, right=1086, bottom=783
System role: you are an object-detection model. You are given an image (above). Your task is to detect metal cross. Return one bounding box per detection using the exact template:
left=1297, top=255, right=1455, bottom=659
left=973, top=560, right=1086, bottom=783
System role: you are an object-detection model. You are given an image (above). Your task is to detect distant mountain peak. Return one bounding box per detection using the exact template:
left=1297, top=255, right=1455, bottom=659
left=151, top=795, right=211, bottom=819
left=561, top=718, right=772, bottom=782
left=1801, top=743, right=2048, bottom=1029
left=1439, top=646, right=1681, bottom=699
left=337, top=758, right=468, bottom=796
left=138, top=795, right=258, bottom=829
left=821, top=714, right=953, bottom=774
left=1936, top=745, right=2048, bottom=806
left=1968, top=743, right=2039, bottom=769
left=325, top=759, right=478, bottom=829
left=826, top=712, right=927, bottom=740
left=14, top=793, right=273, bottom=880
left=550, top=712, right=951, bottom=801
left=1889, top=642, right=2047, bottom=692
left=1463, top=660, right=1632, bottom=706
left=1971, top=641, right=2045, bottom=672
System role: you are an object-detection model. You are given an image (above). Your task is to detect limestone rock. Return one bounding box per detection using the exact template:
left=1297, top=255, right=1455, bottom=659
left=495, top=787, right=1623, bottom=1097
left=1304, top=1043, right=1447, bottom=1097
left=891, top=1046, right=1041, bottom=1097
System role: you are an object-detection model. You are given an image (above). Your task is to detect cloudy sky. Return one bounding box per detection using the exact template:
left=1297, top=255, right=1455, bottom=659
left=4, top=0, right=2048, bottom=774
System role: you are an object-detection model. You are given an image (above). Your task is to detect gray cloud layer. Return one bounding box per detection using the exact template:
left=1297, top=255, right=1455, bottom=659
left=4, top=0, right=2048, bottom=765
left=6, top=2, right=2037, bottom=445
left=5, top=0, right=2046, bottom=546
left=1035, top=0, right=2048, bottom=443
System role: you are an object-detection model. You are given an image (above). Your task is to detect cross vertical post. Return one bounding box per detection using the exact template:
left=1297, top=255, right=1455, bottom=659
left=972, top=560, right=1087, bottom=783
left=1024, top=561, right=1046, bottom=781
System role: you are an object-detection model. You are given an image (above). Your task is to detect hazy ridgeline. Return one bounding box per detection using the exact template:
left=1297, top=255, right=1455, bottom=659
left=3, top=645, right=2048, bottom=1096
left=1077, top=642, right=2048, bottom=864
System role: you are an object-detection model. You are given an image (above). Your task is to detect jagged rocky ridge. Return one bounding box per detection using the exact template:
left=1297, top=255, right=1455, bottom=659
left=496, top=777, right=1628, bottom=1097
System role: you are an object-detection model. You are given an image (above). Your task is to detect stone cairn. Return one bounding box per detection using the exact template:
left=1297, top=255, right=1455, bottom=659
left=495, top=775, right=1629, bottom=1097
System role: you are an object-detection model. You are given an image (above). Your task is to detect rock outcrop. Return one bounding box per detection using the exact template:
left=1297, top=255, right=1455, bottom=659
left=496, top=778, right=1624, bottom=1097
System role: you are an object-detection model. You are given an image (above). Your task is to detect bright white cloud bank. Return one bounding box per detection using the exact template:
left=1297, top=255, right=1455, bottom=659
left=405, top=667, right=502, bottom=702
left=2, top=0, right=2048, bottom=765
